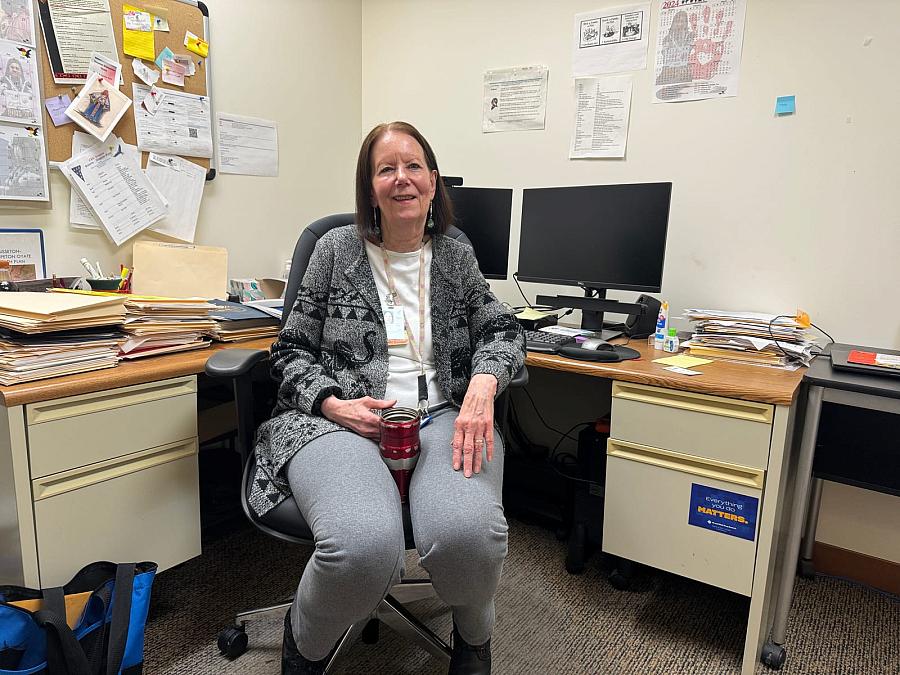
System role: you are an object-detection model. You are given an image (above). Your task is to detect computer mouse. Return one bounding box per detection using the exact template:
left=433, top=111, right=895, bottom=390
left=581, top=337, right=614, bottom=351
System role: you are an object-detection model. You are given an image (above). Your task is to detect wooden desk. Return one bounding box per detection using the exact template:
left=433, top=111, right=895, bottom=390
left=0, top=338, right=274, bottom=589
left=527, top=342, right=804, bottom=675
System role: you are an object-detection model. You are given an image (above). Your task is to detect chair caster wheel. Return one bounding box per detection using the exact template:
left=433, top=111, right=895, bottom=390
left=218, top=624, right=248, bottom=659
left=761, top=641, right=786, bottom=669
left=361, top=618, right=380, bottom=644
left=609, top=568, right=631, bottom=591
left=798, top=558, right=816, bottom=579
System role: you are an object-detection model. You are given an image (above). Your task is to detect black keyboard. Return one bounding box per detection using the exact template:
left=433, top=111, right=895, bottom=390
left=525, top=329, right=575, bottom=353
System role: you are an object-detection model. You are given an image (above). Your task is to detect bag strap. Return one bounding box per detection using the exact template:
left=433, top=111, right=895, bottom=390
left=34, top=587, right=92, bottom=675
left=104, top=563, right=135, bottom=675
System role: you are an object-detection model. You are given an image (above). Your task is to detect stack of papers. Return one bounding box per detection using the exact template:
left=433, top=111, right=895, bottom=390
left=120, top=296, right=216, bottom=358
left=0, top=293, right=126, bottom=334
left=682, top=309, right=816, bottom=369
left=207, top=299, right=279, bottom=342
left=0, top=329, right=121, bottom=385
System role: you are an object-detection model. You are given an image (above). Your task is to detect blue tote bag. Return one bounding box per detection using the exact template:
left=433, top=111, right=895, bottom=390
left=0, top=561, right=156, bottom=675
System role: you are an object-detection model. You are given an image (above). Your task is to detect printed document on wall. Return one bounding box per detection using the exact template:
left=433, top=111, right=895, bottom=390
left=482, top=66, right=548, bottom=133
left=216, top=113, right=278, bottom=177
left=37, top=0, right=118, bottom=84
left=570, top=76, right=632, bottom=159
left=572, top=3, right=650, bottom=76
left=652, top=0, right=746, bottom=103
left=61, top=142, right=167, bottom=246
left=145, top=153, right=206, bottom=242
left=69, top=131, right=139, bottom=229
left=132, top=83, right=212, bottom=157
left=0, top=123, right=48, bottom=201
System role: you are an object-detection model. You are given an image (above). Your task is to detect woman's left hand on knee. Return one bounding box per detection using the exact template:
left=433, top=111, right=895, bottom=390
left=452, top=374, right=498, bottom=478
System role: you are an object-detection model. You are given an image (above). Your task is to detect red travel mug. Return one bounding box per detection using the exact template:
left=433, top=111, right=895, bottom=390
left=379, top=407, right=421, bottom=503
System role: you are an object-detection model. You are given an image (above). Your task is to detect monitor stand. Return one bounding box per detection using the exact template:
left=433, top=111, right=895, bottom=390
left=535, top=287, right=640, bottom=342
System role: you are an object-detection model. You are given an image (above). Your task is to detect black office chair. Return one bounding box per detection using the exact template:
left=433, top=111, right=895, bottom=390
left=206, top=213, right=527, bottom=671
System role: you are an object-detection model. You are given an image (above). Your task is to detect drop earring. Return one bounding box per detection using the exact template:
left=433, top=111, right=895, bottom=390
left=426, top=201, right=434, bottom=231
left=373, top=207, right=381, bottom=238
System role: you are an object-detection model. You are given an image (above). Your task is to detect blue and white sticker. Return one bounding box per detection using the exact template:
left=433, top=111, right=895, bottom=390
left=688, top=483, right=758, bottom=541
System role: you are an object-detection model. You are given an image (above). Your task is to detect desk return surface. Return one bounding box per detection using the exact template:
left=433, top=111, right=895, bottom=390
left=526, top=341, right=801, bottom=405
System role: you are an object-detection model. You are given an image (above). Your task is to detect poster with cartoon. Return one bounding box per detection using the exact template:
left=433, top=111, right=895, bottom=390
left=0, top=123, right=48, bottom=200
left=0, top=39, right=40, bottom=124
left=652, top=0, right=746, bottom=103
left=64, top=72, right=132, bottom=141
left=0, top=0, right=35, bottom=46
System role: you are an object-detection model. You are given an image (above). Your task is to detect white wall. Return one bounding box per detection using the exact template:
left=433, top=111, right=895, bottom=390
left=362, top=0, right=900, bottom=562
left=0, top=0, right=363, bottom=281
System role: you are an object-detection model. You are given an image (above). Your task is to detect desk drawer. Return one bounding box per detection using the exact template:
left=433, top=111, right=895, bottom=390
left=602, top=439, right=762, bottom=596
left=27, top=377, right=197, bottom=478
left=611, top=382, right=773, bottom=469
left=32, top=439, right=200, bottom=587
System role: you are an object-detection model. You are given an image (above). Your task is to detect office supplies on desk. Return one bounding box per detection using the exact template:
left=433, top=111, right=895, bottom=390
left=207, top=299, right=279, bottom=342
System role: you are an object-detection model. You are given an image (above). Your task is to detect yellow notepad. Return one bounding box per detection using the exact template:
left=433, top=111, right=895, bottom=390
left=652, top=354, right=714, bottom=368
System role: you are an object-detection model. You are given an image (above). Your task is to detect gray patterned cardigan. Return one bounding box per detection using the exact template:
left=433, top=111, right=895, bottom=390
left=249, top=225, right=525, bottom=517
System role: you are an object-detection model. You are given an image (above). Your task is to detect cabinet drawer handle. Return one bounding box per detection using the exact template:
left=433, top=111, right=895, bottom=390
left=32, top=439, right=197, bottom=501
left=27, top=377, right=197, bottom=425
left=607, top=438, right=765, bottom=489
left=612, top=382, right=772, bottom=424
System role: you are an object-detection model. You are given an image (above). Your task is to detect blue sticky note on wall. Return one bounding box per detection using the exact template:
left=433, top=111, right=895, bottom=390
left=775, top=95, right=796, bottom=115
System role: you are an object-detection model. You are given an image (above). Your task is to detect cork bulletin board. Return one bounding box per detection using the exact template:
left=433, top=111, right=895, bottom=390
left=38, top=0, right=214, bottom=178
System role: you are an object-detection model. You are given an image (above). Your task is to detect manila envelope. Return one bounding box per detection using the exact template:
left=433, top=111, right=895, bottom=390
left=132, top=241, right=227, bottom=299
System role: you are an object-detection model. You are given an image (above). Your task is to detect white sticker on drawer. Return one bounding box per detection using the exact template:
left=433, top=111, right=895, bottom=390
left=688, top=483, right=758, bottom=541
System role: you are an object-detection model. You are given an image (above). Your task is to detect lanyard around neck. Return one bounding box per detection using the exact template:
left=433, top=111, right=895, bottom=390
left=379, top=241, right=427, bottom=378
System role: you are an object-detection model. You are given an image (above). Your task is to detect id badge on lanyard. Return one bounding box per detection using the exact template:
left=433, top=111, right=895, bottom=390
left=383, top=299, right=408, bottom=346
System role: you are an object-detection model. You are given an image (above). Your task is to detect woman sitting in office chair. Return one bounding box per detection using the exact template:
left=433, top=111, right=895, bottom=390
left=253, top=121, right=525, bottom=675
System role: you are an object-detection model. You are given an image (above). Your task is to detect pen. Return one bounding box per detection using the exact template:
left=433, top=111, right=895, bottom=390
left=95, top=261, right=104, bottom=278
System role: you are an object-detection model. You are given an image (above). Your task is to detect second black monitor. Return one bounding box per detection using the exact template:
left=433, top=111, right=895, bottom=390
left=517, top=182, right=672, bottom=293
left=448, top=186, right=513, bottom=280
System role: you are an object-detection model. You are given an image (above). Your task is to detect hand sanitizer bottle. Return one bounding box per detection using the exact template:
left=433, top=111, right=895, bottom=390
left=654, top=301, right=668, bottom=350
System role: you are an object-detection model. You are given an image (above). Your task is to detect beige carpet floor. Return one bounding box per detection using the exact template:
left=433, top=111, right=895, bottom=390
left=143, top=519, right=899, bottom=674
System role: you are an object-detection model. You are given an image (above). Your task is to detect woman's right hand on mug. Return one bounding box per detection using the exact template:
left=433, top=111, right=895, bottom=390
left=320, top=395, right=396, bottom=439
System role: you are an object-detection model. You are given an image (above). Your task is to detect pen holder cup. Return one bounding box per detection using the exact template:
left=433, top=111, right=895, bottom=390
left=86, top=278, right=123, bottom=291
left=379, top=407, right=421, bottom=504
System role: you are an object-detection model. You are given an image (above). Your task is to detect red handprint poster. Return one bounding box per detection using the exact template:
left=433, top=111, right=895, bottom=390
left=652, top=0, right=746, bottom=103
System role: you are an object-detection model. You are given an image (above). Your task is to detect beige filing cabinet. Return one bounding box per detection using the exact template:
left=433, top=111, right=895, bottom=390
left=604, top=381, right=773, bottom=595
left=1, top=375, right=202, bottom=588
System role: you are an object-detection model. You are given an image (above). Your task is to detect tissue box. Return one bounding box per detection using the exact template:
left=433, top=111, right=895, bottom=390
left=228, top=278, right=265, bottom=302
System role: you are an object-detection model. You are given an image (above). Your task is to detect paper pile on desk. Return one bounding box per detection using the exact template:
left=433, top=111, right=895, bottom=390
left=0, top=292, right=126, bottom=334
left=682, top=309, right=816, bottom=369
left=0, top=329, right=121, bottom=385
left=207, top=299, right=279, bottom=342
left=120, top=296, right=215, bottom=358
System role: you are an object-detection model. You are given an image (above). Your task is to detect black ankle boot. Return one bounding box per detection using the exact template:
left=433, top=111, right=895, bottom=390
left=448, top=622, right=491, bottom=675
left=282, top=610, right=328, bottom=675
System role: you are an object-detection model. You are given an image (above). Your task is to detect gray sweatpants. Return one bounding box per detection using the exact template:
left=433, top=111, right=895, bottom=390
left=285, top=407, right=508, bottom=661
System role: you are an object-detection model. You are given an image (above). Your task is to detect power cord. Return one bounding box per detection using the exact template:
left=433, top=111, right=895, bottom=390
left=767, top=315, right=835, bottom=362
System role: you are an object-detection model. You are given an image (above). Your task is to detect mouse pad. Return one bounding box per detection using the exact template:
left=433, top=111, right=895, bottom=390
left=558, top=345, right=640, bottom=362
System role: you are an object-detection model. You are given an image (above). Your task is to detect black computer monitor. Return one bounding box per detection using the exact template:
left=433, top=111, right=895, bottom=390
left=448, top=186, right=513, bottom=280
left=517, top=182, right=672, bottom=335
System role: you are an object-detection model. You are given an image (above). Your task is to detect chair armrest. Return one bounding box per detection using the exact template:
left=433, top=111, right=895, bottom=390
left=509, top=365, right=529, bottom=389
left=205, top=348, right=269, bottom=379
